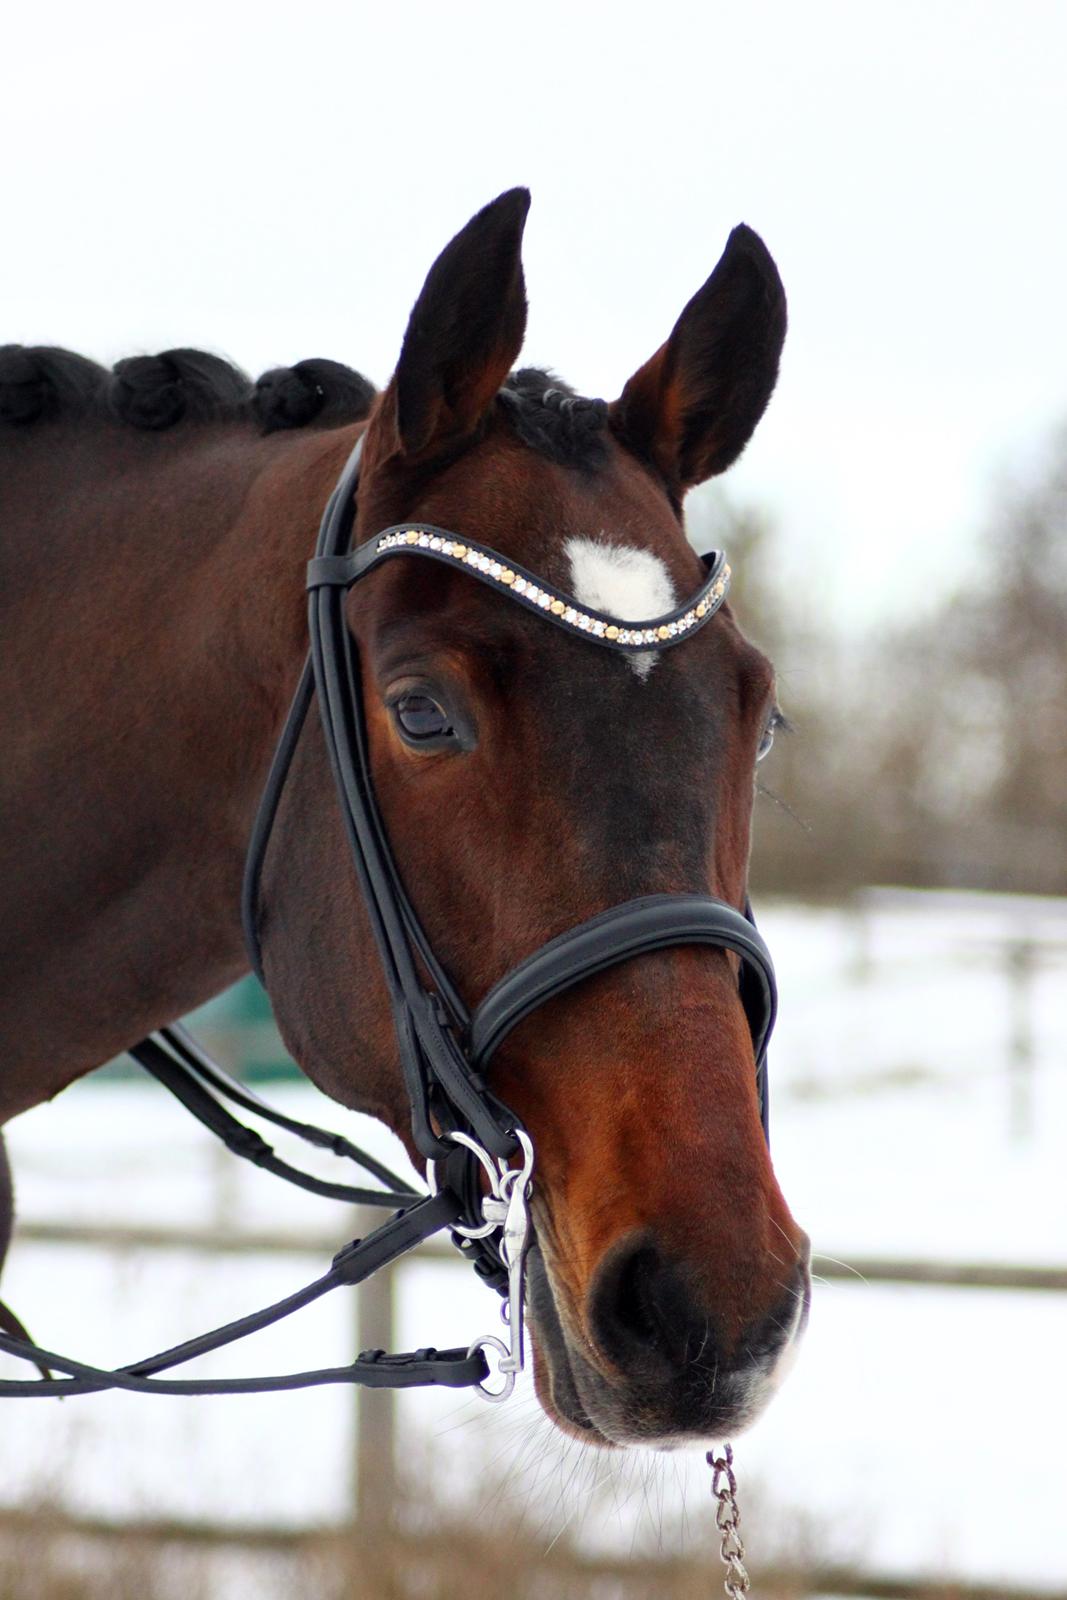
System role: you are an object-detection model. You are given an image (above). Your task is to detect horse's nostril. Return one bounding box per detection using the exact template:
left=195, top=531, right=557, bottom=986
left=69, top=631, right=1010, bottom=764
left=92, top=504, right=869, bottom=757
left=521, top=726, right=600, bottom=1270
left=590, top=1235, right=707, bottom=1370
left=608, top=1243, right=665, bottom=1350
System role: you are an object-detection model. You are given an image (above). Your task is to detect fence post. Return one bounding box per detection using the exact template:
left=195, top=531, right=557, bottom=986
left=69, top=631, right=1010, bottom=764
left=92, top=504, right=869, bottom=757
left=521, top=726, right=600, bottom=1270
left=350, top=1208, right=398, bottom=1529
left=1006, top=937, right=1037, bottom=1142
left=846, top=896, right=873, bottom=985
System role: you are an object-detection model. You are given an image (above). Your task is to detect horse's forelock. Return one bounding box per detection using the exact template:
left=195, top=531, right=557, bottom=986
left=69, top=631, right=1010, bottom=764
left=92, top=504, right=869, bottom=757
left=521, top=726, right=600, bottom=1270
left=499, top=367, right=610, bottom=470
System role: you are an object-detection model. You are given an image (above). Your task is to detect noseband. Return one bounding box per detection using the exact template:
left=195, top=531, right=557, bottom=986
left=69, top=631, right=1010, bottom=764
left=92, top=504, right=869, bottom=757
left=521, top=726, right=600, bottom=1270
left=0, top=432, right=777, bottom=1401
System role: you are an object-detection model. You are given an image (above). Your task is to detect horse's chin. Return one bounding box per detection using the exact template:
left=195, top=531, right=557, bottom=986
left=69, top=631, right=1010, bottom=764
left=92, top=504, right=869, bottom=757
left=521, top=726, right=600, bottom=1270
left=526, top=1243, right=617, bottom=1448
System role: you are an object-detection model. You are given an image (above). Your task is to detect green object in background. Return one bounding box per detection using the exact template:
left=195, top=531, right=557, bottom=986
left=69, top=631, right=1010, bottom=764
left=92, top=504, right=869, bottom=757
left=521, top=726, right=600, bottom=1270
left=102, top=977, right=297, bottom=1083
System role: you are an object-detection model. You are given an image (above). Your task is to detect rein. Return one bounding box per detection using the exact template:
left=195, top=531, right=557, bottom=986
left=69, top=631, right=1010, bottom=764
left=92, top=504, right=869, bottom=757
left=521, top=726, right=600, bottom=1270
left=0, top=434, right=777, bottom=1403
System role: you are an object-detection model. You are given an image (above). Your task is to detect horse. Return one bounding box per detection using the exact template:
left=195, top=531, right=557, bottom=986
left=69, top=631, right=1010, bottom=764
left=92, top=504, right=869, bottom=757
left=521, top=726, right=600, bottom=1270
left=0, top=188, right=809, bottom=1446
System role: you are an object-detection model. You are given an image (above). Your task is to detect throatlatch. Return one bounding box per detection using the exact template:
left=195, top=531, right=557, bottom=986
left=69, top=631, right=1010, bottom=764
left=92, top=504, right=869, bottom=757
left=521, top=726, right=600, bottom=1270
left=0, top=433, right=777, bottom=1401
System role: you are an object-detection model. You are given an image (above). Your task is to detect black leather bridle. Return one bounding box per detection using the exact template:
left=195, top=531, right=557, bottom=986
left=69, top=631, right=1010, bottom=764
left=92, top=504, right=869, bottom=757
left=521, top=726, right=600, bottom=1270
left=0, top=435, right=776, bottom=1400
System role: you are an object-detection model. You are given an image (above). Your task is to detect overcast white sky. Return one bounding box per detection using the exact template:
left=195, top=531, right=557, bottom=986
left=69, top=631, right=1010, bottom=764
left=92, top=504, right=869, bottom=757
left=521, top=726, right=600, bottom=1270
left=4, top=0, right=1065, bottom=626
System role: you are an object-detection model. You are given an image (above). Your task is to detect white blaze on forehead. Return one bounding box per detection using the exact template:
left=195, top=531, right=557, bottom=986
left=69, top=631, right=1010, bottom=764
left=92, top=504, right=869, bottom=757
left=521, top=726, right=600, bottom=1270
left=564, top=538, right=677, bottom=680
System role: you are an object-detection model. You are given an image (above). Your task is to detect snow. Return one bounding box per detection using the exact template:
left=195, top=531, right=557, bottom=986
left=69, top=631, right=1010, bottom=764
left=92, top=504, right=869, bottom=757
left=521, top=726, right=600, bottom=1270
left=1, top=891, right=1065, bottom=1587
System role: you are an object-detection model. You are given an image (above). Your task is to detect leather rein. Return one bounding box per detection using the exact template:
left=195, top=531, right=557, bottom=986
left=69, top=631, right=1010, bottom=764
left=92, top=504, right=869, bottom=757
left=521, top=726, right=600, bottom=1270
left=0, top=434, right=776, bottom=1401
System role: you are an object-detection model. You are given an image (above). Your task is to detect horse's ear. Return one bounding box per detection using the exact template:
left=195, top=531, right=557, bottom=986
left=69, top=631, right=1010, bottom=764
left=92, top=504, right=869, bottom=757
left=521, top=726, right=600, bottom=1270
left=378, top=188, right=531, bottom=459
left=610, top=224, right=786, bottom=495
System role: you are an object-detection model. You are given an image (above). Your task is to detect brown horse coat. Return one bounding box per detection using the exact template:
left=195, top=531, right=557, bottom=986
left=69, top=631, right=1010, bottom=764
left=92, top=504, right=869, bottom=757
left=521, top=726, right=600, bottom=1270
left=0, top=191, right=808, bottom=1444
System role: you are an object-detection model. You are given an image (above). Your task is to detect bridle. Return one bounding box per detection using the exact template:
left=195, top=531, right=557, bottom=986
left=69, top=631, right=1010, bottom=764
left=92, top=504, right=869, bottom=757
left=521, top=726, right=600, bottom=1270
left=0, top=433, right=777, bottom=1402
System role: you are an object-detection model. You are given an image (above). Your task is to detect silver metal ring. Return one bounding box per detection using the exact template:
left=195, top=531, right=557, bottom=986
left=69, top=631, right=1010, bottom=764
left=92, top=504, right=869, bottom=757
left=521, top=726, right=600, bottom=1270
left=427, top=1132, right=497, bottom=1237
left=443, top=1132, right=505, bottom=1239
left=468, top=1335, right=516, bottom=1404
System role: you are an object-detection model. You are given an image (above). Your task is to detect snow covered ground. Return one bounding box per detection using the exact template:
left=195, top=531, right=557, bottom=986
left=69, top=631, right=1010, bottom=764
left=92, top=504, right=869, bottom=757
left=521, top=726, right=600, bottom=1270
left=2, top=891, right=1065, bottom=1589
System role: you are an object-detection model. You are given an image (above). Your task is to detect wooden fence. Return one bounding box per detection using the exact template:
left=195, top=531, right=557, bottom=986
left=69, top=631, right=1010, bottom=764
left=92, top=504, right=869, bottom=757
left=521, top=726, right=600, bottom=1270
left=8, top=1211, right=1066, bottom=1599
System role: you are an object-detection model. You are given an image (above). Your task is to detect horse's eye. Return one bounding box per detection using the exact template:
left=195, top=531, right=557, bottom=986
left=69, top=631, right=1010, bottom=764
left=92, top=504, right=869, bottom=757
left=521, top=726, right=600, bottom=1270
left=393, top=692, right=454, bottom=742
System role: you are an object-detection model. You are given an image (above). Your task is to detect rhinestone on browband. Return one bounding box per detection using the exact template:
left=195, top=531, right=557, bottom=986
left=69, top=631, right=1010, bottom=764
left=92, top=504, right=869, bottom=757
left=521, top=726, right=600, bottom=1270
left=364, top=526, right=731, bottom=651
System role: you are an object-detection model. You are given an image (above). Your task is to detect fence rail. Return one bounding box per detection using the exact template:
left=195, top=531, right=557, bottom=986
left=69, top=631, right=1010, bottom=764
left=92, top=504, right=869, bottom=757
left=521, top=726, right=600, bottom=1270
left=14, top=1216, right=1067, bottom=1293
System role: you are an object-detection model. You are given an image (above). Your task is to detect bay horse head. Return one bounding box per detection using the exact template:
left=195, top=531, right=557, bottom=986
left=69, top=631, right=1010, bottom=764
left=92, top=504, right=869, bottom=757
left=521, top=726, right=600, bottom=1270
left=259, top=190, right=809, bottom=1447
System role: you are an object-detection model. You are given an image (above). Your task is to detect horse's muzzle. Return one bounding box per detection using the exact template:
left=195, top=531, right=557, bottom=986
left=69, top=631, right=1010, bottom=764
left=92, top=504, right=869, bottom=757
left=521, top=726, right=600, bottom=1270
left=526, top=1232, right=810, bottom=1447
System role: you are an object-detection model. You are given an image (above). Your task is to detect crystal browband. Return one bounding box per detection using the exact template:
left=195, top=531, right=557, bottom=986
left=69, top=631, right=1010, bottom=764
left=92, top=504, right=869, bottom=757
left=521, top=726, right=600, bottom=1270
left=307, top=525, right=731, bottom=653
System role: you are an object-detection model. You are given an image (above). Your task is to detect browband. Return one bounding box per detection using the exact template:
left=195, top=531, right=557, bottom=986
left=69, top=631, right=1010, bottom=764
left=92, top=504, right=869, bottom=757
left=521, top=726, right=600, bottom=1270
left=307, top=524, right=731, bottom=652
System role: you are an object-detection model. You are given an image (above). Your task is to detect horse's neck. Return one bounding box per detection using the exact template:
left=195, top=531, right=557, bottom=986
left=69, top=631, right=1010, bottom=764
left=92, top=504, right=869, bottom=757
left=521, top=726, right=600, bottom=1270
left=0, top=422, right=361, bottom=1120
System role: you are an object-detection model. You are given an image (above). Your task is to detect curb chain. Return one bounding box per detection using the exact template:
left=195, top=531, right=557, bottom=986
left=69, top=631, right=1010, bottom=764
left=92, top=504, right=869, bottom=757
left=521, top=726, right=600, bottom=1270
left=707, top=1443, right=750, bottom=1598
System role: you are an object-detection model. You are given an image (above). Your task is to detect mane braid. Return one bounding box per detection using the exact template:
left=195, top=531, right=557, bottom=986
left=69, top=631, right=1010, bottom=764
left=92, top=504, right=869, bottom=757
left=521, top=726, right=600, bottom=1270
left=109, top=349, right=250, bottom=430
left=253, top=359, right=376, bottom=434
left=500, top=367, right=609, bottom=469
left=0, top=345, right=377, bottom=435
left=0, top=346, right=106, bottom=425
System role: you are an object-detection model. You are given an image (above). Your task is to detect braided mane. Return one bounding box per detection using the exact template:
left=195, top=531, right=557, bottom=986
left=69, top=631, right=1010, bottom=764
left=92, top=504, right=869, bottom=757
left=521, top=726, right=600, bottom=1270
left=0, top=347, right=608, bottom=467
left=0, top=346, right=376, bottom=435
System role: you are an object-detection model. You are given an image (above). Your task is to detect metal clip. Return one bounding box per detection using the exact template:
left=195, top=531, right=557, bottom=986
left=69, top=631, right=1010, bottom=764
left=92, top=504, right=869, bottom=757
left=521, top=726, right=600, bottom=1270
left=495, top=1132, right=535, bottom=1379
left=429, top=1129, right=535, bottom=1404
